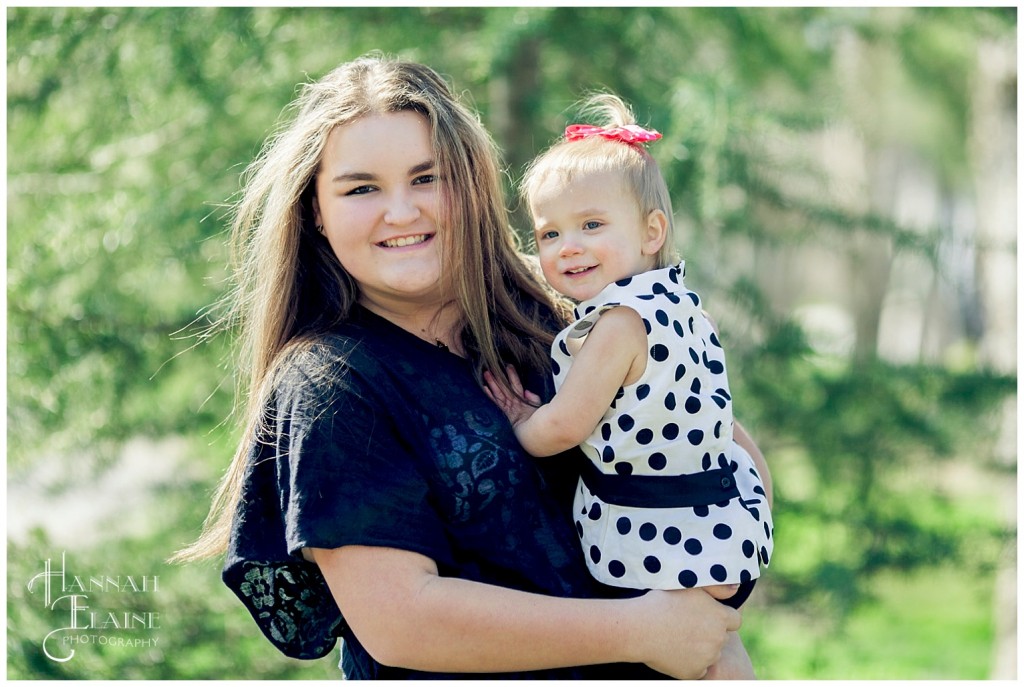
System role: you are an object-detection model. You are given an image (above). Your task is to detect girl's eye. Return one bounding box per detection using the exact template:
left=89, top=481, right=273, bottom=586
left=345, top=185, right=376, bottom=196
left=413, top=174, right=437, bottom=185
left=583, top=220, right=602, bottom=230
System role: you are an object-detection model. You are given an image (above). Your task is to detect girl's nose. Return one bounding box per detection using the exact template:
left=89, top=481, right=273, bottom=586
left=384, top=192, right=421, bottom=226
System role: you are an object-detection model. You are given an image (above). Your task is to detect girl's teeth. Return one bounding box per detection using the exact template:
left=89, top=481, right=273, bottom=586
left=382, top=234, right=428, bottom=248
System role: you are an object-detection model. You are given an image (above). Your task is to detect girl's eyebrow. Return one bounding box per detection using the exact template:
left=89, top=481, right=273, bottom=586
left=330, top=160, right=434, bottom=184
left=331, top=171, right=374, bottom=183
left=408, top=160, right=435, bottom=175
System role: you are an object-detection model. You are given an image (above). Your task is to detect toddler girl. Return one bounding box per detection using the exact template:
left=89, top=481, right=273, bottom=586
left=484, top=94, right=773, bottom=608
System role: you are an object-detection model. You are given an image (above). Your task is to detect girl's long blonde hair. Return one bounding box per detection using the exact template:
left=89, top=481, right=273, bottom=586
left=521, top=93, right=679, bottom=268
left=175, top=53, right=568, bottom=562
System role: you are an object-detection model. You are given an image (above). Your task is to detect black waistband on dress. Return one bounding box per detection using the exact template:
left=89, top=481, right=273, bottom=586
left=579, top=460, right=740, bottom=509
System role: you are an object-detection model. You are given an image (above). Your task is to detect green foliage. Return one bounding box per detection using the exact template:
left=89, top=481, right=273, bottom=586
left=7, top=6, right=1015, bottom=679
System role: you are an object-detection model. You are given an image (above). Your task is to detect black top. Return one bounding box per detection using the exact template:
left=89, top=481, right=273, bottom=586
left=223, top=304, right=667, bottom=679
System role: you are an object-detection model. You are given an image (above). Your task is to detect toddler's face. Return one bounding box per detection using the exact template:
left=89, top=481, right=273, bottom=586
left=530, top=170, right=664, bottom=302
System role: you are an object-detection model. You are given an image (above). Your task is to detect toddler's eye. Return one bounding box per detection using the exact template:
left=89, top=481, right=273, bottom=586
left=539, top=230, right=559, bottom=240
left=583, top=220, right=602, bottom=230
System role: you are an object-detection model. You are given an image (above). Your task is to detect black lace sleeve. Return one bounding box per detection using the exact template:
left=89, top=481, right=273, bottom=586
left=222, top=560, right=344, bottom=660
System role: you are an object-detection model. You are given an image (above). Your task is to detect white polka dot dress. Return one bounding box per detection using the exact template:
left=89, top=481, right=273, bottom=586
left=551, top=262, right=773, bottom=590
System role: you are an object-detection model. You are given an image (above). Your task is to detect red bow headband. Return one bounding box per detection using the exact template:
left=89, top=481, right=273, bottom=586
left=564, top=123, right=662, bottom=144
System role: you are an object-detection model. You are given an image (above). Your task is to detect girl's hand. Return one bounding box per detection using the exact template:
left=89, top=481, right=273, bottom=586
left=482, top=365, right=542, bottom=427
left=627, top=588, right=742, bottom=679
left=702, top=631, right=755, bottom=680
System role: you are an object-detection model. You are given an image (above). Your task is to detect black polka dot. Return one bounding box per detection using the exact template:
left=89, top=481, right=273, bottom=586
left=656, top=310, right=669, bottom=326
left=601, top=423, right=612, bottom=441
left=714, top=421, right=722, bottom=438
left=652, top=282, right=668, bottom=294
left=713, top=524, right=733, bottom=540
left=614, top=461, right=633, bottom=476
left=663, top=527, right=682, bottom=545
left=575, top=520, right=583, bottom=537
left=644, top=556, right=662, bottom=573
left=687, top=429, right=704, bottom=445
left=710, top=332, right=721, bottom=347
left=688, top=317, right=695, bottom=334
left=636, top=428, right=654, bottom=445
left=675, top=364, right=686, bottom=381
left=693, top=505, right=710, bottom=518
left=601, top=445, right=615, bottom=463
left=748, top=507, right=761, bottom=521
left=615, top=276, right=634, bottom=287
left=662, top=423, right=679, bottom=440
left=616, top=517, right=632, bottom=535
left=715, top=388, right=732, bottom=400
left=551, top=360, right=561, bottom=376
left=685, top=396, right=701, bottom=414
left=684, top=538, right=703, bottom=555
left=712, top=395, right=727, bottom=409
left=639, top=523, right=658, bottom=541
left=678, top=570, right=698, bottom=588
left=689, top=348, right=700, bottom=364
left=618, top=415, right=635, bottom=432
left=665, top=293, right=681, bottom=304
left=665, top=392, right=677, bottom=411
left=636, top=384, right=651, bottom=401
left=609, top=560, right=626, bottom=578
left=702, top=452, right=712, bottom=470
left=673, top=320, right=685, bottom=337
left=760, top=547, right=770, bottom=565
left=587, top=503, right=602, bottom=520
left=648, top=452, right=667, bottom=470
left=703, top=351, right=724, bottom=374
left=740, top=569, right=752, bottom=583
left=590, top=545, right=602, bottom=563
left=742, top=540, right=755, bottom=558
left=651, top=344, right=670, bottom=362
left=642, top=318, right=652, bottom=335
left=711, top=565, right=728, bottom=582
left=687, top=292, right=700, bottom=306
left=690, top=378, right=701, bottom=394
left=558, top=340, right=570, bottom=356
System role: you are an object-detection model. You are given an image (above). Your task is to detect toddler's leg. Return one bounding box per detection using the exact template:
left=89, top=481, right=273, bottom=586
left=705, top=584, right=741, bottom=602
left=706, top=580, right=756, bottom=609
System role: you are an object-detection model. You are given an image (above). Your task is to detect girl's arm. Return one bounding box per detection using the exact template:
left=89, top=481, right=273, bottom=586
left=484, top=306, right=647, bottom=457
left=308, top=544, right=741, bottom=677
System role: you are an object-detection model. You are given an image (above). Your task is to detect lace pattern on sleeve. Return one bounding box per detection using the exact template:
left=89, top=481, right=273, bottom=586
left=224, top=560, right=346, bottom=660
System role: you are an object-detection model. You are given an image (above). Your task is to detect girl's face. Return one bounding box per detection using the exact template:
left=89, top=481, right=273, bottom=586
left=313, top=111, right=445, bottom=316
left=530, top=170, right=667, bottom=302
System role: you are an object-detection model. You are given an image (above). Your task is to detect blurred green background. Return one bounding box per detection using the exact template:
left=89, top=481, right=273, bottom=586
left=7, top=7, right=1017, bottom=679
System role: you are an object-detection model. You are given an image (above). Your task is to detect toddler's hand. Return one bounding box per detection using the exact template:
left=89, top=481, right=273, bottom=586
left=482, top=365, right=541, bottom=427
